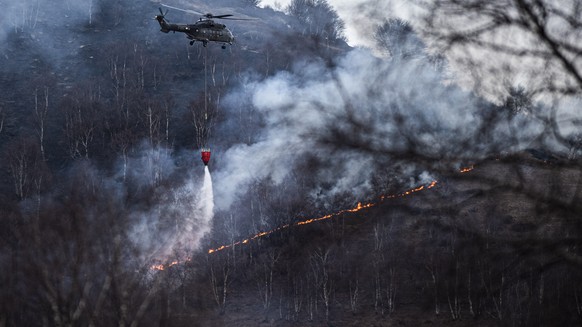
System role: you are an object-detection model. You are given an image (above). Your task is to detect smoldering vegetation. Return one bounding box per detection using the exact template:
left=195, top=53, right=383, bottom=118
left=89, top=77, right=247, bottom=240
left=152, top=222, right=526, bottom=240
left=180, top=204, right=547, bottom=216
left=1, top=0, right=582, bottom=326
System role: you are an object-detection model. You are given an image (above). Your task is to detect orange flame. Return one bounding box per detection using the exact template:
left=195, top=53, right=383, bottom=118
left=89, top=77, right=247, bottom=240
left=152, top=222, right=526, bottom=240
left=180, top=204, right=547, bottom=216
left=155, top=166, right=474, bottom=268
left=460, top=165, right=474, bottom=173
left=151, top=259, right=187, bottom=271
left=207, top=180, right=439, bottom=254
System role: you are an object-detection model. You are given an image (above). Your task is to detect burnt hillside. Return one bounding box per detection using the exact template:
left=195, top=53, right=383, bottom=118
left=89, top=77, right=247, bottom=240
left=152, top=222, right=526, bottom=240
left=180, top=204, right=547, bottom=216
left=1, top=0, right=582, bottom=326
left=180, top=158, right=581, bottom=326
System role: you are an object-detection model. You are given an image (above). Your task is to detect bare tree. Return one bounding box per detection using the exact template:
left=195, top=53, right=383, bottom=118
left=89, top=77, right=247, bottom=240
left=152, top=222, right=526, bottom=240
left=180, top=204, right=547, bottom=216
left=375, top=18, right=426, bottom=59
left=423, top=0, right=582, bottom=96
left=287, top=0, right=345, bottom=41
left=189, top=95, right=217, bottom=149
left=33, top=86, right=50, bottom=161
left=6, top=161, right=167, bottom=326
left=208, top=252, right=232, bottom=315
left=253, top=249, right=280, bottom=320
left=502, top=85, right=535, bottom=116
left=109, top=128, right=138, bottom=181
left=310, top=247, right=334, bottom=321
left=4, top=135, right=43, bottom=199
left=142, top=100, right=164, bottom=146
left=223, top=214, right=239, bottom=264
left=108, top=52, right=129, bottom=119
left=290, top=275, right=304, bottom=321
left=60, top=84, right=102, bottom=159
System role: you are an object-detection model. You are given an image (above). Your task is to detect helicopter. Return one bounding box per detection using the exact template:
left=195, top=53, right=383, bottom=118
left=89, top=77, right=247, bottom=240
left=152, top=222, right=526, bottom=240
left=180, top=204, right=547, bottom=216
left=154, top=4, right=253, bottom=48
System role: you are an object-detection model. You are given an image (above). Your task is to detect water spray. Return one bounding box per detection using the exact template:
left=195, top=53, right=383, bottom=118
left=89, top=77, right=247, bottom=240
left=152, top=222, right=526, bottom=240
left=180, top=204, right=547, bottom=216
left=201, top=165, right=214, bottom=221
left=150, top=153, right=215, bottom=271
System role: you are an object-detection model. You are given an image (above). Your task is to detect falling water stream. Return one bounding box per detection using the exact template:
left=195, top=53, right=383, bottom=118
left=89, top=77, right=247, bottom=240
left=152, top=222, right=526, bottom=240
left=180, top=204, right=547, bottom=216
left=201, top=166, right=214, bottom=222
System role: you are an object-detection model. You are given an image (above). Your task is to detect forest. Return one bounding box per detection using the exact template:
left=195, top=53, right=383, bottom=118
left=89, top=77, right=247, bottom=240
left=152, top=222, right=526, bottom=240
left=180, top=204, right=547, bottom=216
left=1, top=0, right=582, bottom=326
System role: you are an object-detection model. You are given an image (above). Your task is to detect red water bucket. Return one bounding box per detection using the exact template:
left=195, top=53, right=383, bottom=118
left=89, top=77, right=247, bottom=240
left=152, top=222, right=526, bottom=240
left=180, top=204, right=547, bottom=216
left=201, top=149, right=211, bottom=166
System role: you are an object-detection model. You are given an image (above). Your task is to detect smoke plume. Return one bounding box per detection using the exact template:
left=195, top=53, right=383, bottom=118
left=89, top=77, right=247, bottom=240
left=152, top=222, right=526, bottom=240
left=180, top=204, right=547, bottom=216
left=213, top=48, right=549, bottom=212
left=125, top=148, right=215, bottom=264
left=38, top=145, right=216, bottom=266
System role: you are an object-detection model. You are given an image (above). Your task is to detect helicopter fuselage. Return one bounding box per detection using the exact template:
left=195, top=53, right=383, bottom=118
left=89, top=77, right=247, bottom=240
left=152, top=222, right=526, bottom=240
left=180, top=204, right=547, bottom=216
left=156, top=16, right=234, bottom=46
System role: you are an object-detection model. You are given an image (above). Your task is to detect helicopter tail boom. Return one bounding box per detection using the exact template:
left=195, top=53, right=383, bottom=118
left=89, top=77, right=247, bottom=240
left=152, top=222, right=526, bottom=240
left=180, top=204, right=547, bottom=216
left=155, top=15, right=188, bottom=34
left=157, top=20, right=171, bottom=33
left=155, top=7, right=172, bottom=33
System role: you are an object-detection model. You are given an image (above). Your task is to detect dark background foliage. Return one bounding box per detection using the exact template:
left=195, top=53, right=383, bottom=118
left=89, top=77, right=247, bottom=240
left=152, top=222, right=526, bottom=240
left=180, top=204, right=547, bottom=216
left=1, top=0, right=582, bottom=326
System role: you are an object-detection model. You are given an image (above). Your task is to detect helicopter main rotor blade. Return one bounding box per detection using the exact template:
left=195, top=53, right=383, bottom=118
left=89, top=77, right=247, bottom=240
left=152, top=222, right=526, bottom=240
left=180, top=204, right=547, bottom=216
left=218, top=17, right=258, bottom=21
left=208, top=14, right=258, bottom=20
left=160, top=3, right=258, bottom=21
left=160, top=3, right=205, bottom=16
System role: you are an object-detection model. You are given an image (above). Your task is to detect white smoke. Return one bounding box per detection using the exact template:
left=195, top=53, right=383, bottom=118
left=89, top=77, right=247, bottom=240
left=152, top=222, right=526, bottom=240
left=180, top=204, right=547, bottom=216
left=1, top=0, right=95, bottom=44
left=259, top=0, right=420, bottom=48
left=124, top=147, right=214, bottom=263
left=213, top=48, right=557, bottom=212
left=159, top=173, right=212, bottom=258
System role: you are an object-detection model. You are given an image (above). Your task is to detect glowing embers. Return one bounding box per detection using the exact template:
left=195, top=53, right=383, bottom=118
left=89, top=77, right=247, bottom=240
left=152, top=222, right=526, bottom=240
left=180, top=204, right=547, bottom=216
left=163, top=166, right=474, bottom=265
left=207, top=180, right=439, bottom=254
left=379, top=181, right=437, bottom=200
left=151, top=260, right=182, bottom=271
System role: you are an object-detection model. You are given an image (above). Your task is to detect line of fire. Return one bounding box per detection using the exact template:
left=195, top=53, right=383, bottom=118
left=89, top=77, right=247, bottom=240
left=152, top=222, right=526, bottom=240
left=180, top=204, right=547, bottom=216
left=206, top=180, right=439, bottom=255
left=152, top=167, right=473, bottom=271
left=150, top=149, right=212, bottom=271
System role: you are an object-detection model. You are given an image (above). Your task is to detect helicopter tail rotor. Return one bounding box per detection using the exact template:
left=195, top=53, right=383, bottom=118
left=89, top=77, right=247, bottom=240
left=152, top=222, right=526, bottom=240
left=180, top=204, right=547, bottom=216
left=154, top=7, right=166, bottom=20
left=155, top=7, right=171, bottom=32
